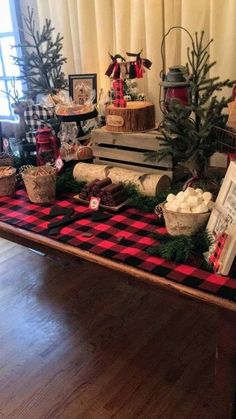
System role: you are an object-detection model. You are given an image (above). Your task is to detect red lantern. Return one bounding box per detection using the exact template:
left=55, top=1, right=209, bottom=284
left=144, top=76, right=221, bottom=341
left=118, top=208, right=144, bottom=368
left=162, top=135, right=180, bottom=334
left=159, top=26, right=194, bottom=114
left=160, top=66, right=190, bottom=113
left=36, top=127, right=59, bottom=166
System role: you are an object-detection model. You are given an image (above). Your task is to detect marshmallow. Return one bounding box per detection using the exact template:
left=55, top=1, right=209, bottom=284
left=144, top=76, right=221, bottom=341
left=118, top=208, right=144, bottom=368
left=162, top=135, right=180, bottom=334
left=165, top=188, right=212, bottom=214
left=192, top=204, right=209, bottom=213
left=202, top=191, right=212, bottom=203
left=176, top=191, right=185, bottom=202
left=183, top=187, right=196, bottom=197
left=195, top=188, right=203, bottom=195
left=166, top=202, right=181, bottom=212
left=186, top=195, right=201, bottom=207
left=180, top=203, right=192, bottom=212
left=166, top=193, right=176, bottom=203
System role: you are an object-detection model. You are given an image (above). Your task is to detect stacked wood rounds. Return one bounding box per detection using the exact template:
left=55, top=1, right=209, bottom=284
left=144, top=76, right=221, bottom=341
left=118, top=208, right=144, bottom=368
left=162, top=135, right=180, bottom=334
left=105, top=101, right=155, bottom=132
left=22, top=166, right=56, bottom=203
left=0, top=166, right=16, bottom=196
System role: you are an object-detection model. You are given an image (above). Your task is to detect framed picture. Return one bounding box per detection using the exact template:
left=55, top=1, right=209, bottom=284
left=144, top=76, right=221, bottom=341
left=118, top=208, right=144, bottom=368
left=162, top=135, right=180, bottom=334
left=69, top=74, right=97, bottom=105
left=206, top=161, right=236, bottom=275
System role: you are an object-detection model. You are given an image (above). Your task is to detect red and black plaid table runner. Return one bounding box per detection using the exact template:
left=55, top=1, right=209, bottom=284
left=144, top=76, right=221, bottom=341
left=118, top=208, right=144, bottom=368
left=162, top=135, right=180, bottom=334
left=0, top=189, right=235, bottom=303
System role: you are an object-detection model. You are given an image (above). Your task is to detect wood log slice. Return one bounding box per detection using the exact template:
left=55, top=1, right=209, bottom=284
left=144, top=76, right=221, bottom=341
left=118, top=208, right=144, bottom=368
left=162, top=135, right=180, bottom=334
left=105, top=101, right=155, bottom=132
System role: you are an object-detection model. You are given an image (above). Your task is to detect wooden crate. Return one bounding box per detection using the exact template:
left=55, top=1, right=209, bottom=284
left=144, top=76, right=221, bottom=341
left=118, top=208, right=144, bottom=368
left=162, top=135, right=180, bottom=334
left=90, top=128, right=173, bottom=178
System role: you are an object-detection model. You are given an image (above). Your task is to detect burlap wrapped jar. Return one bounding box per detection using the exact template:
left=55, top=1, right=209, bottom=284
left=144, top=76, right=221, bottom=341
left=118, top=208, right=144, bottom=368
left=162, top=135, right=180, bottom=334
left=0, top=166, right=16, bottom=196
left=0, top=153, right=14, bottom=167
left=22, top=166, right=56, bottom=204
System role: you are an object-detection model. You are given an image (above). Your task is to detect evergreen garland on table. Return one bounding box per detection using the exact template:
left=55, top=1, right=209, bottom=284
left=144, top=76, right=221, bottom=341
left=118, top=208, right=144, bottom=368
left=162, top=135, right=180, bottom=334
left=123, top=183, right=173, bottom=212
left=11, top=7, right=68, bottom=100
left=149, top=31, right=236, bottom=178
left=147, top=229, right=214, bottom=264
left=56, top=169, right=86, bottom=195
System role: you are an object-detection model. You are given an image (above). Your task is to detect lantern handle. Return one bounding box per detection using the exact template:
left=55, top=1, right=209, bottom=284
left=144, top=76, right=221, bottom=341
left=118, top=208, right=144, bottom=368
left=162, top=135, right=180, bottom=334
left=160, top=26, right=194, bottom=81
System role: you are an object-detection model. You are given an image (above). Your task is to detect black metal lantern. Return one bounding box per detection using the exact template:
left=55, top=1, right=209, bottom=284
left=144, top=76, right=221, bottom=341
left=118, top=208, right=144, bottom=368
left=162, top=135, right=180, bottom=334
left=159, top=26, right=193, bottom=114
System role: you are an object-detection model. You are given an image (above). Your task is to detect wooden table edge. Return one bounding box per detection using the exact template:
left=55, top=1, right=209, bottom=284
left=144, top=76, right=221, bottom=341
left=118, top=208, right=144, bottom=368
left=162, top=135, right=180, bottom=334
left=0, top=221, right=236, bottom=313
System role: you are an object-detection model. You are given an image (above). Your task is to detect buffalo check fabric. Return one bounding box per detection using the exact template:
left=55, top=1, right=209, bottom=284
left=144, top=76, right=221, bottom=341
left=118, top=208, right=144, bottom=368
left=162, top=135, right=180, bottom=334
left=0, top=189, right=235, bottom=302
left=24, top=105, right=56, bottom=143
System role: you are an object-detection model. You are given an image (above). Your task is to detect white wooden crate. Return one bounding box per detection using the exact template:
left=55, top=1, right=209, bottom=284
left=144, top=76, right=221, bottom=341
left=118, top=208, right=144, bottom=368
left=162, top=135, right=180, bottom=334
left=90, top=128, right=173, bottom=178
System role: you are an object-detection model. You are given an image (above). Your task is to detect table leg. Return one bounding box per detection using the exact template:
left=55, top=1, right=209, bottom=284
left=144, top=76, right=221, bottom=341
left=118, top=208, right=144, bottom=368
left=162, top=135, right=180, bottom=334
left=215, top=310, right=236, bottom=419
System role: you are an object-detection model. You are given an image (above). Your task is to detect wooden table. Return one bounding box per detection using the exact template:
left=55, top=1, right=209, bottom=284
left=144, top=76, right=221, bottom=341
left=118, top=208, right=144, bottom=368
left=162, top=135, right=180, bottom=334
left=0, top=220, right=235, bottom=418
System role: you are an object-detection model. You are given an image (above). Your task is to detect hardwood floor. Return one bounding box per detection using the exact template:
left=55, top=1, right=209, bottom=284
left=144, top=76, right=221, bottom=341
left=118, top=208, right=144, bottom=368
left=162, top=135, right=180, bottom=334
left=0, top=238, right=216, bottom=418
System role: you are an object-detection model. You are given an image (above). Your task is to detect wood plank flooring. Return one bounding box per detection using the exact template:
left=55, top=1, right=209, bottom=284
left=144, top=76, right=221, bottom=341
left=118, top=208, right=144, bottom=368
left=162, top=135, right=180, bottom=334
left=0, top=238, right=216, bottom=418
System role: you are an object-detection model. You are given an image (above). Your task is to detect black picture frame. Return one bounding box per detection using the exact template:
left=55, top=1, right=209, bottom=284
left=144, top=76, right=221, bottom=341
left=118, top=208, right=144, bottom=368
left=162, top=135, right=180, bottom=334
left=68, top=74, right=97, bottom=104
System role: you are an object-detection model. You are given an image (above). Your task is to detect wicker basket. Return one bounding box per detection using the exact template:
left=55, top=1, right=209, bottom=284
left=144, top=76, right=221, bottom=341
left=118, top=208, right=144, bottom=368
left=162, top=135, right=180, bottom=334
left=160, top=203, right=210, bottom=236
left=0, top=153, right=14, bottom=167
left=0, top=166, right=16, bottom=196
left=22, top=166, right=56, bottom=204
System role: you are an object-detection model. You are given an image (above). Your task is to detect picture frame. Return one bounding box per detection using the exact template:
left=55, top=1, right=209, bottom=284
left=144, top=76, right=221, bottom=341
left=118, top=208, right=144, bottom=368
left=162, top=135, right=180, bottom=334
left=206, top=161, right=236, bottom=275
left=68, top=74, right=97, bottom=105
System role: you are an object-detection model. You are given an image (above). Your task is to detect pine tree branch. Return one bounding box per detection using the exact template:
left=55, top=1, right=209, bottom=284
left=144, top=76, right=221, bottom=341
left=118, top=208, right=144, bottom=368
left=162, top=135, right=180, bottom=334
left=11, top=7, right=67, bottom=97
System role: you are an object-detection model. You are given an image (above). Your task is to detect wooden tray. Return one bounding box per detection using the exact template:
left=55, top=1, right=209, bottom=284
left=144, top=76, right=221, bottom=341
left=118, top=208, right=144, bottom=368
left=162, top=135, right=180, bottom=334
left=73, top=194, right=129, bottom=212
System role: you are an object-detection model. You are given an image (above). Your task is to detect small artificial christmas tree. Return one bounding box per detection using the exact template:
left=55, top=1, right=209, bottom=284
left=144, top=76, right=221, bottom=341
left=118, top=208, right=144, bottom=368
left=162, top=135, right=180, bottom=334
left=153, top=31, right=235, bottom=179
left=12, top=7, right=68, bottom=100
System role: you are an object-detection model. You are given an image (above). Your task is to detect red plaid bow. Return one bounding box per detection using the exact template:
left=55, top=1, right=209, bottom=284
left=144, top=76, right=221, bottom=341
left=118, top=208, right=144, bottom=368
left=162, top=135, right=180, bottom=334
left=209, top=232, right=228, bottom=272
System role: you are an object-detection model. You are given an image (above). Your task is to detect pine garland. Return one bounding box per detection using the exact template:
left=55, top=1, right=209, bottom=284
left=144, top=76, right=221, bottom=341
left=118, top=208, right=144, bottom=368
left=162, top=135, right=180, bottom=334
left=56, top=169, right=85, bottom=195
left=122, top=183, right=173, bottom=212
left=147, top=229, right=214, bottom=264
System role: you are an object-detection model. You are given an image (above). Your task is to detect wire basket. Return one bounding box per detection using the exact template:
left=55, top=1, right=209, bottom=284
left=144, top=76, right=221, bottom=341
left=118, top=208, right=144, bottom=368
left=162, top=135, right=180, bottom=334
left=0, top=166, right=16, bottom=196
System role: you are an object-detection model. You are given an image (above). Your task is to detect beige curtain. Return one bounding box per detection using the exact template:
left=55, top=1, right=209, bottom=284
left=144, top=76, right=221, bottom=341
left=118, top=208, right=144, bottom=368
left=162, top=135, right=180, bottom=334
left=21, top=0, right=236, bottom=121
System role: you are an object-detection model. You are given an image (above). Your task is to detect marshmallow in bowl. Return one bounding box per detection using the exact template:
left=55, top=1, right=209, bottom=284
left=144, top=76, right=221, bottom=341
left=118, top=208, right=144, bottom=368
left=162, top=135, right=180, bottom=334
left=166, top=193, right=176, bottom=203
left=165, top=187, right=213, bottom=213
left=176, top=191, right=185, bottom=202
left=191, top=204, right=209, bottom=213
left=179, top=202, right=192, bottom=213
left=202, top=191, right=212, bottom=203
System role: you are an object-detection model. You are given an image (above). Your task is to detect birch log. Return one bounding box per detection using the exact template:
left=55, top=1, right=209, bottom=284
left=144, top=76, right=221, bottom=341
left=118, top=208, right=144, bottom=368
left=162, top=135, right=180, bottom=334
left=73, top=163, right=171, bottom=196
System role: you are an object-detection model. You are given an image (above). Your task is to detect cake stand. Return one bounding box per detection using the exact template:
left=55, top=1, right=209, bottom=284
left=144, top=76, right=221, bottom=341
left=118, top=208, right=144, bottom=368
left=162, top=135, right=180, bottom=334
left=56, top=109, right=98, bottom=138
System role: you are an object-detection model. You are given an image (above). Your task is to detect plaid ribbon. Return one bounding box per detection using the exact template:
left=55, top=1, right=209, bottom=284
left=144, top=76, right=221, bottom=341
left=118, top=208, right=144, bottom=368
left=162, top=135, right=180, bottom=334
left=209, top=232, right=228, bottom=272
left=113, top=79, right=126, bottom=107
left=24, top=105, right=55, bottom=143
left=25, top=131, right=37, bottom=144
left=0, top=189, right=235, bottom=302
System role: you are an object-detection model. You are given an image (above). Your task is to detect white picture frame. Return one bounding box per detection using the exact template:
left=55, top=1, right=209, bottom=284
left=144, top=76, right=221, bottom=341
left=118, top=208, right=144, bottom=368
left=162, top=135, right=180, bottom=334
left=207, top=161, right=236, bottom=275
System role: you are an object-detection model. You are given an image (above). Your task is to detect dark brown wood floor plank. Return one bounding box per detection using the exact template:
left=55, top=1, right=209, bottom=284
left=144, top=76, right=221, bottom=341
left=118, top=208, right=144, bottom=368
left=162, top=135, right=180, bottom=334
left=0, top=238, right=216, bottom=418
left=104, top=311, right=215, bottom=419
left=7, top=291, right=168, bottom=417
